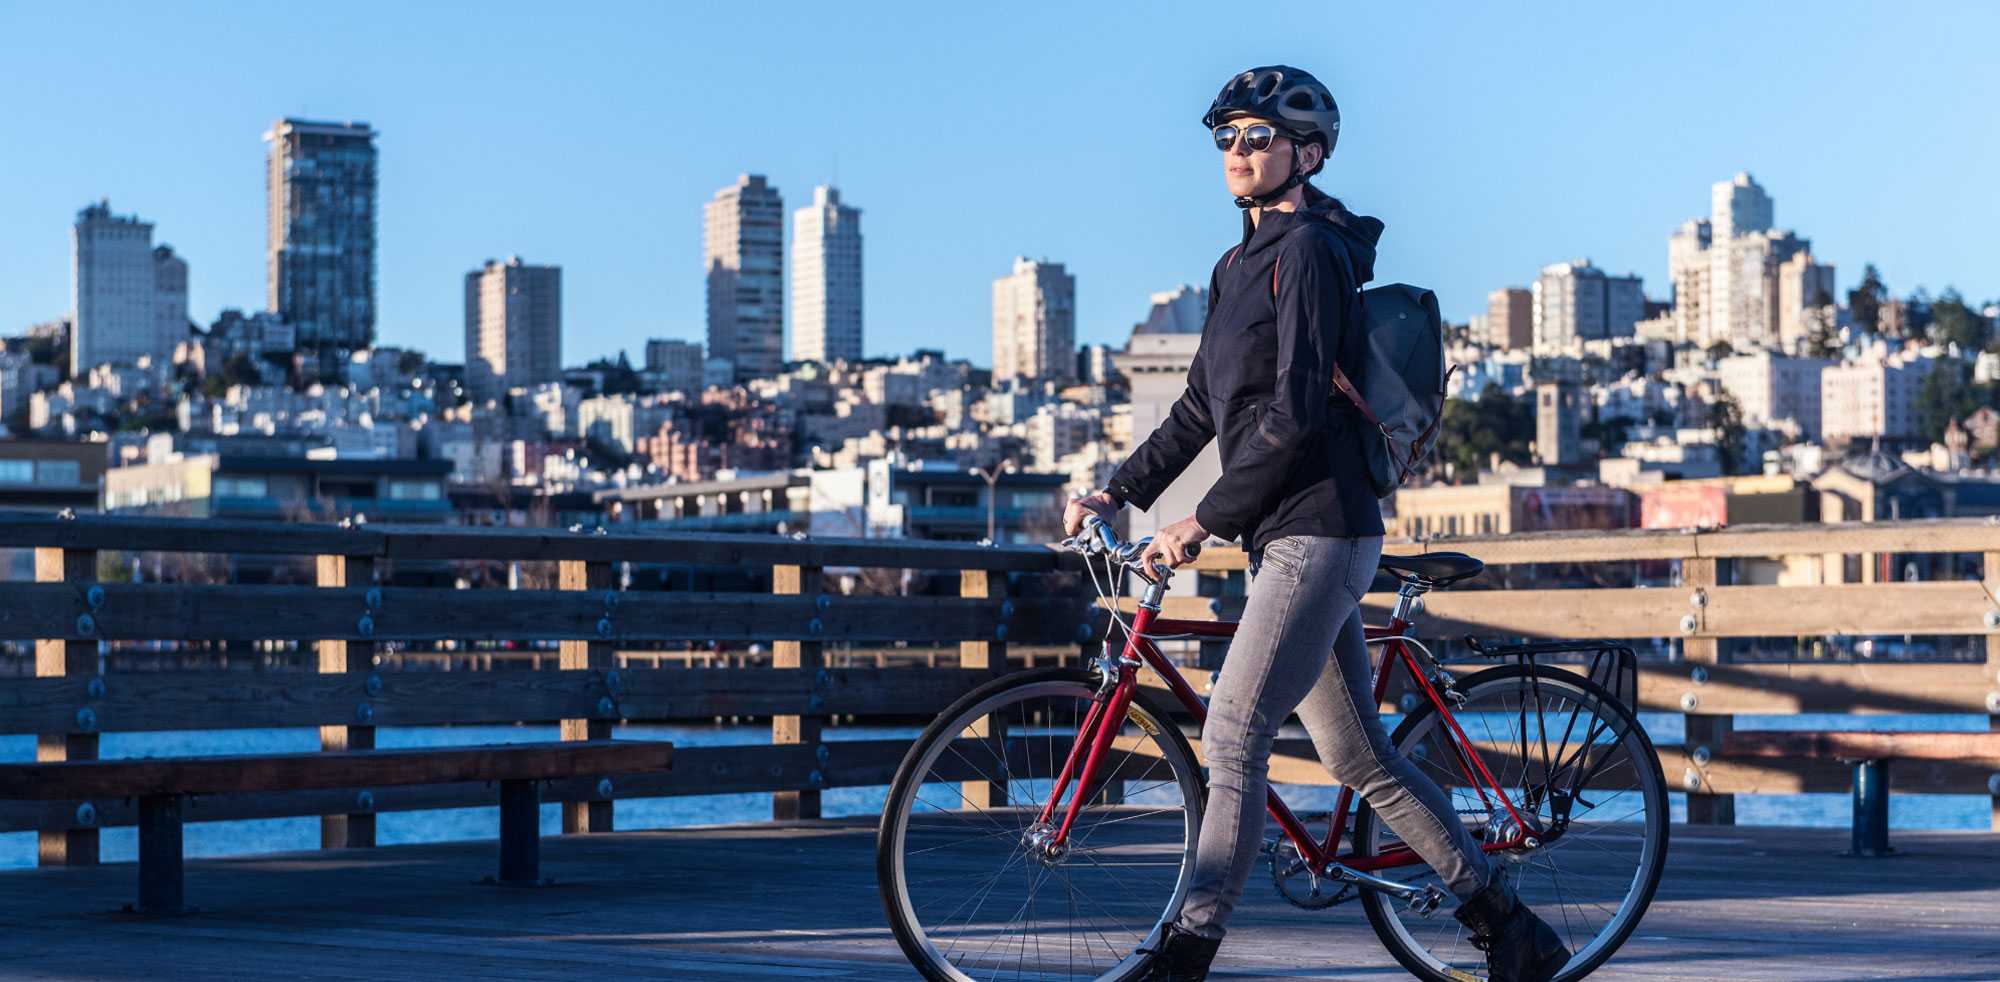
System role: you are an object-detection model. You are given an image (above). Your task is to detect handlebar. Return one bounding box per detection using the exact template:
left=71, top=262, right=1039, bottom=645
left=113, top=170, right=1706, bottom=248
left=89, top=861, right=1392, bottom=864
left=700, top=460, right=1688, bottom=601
left=1061, top=514, right=1200, bottom=582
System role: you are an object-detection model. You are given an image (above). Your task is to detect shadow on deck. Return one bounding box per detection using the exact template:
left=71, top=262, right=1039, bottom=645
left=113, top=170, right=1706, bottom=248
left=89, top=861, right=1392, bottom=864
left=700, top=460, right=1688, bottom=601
left=0, top=820, right=1993, bottom=981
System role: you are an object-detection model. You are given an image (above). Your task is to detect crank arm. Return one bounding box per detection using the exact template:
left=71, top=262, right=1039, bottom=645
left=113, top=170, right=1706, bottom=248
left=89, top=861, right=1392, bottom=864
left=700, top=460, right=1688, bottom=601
left=1324, top=863, right=1448, bottom=917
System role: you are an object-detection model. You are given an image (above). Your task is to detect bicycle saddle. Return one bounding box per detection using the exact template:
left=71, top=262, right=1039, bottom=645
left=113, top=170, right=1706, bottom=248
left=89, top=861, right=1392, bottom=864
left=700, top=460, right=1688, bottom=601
left=1378, top=551, right=1484, bottom=587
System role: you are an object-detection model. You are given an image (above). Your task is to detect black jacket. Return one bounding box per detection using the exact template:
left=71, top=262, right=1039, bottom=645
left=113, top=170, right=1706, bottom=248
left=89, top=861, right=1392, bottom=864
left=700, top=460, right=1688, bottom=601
left=1106, top=187, right=1387, bottom=550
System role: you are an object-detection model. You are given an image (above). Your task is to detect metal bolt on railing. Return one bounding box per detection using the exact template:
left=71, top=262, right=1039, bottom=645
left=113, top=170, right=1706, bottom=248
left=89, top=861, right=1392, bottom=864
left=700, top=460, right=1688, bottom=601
left=1692, top=745, right=1713, bottom=766
left=1681, top=692, right=1700, bottom=711
left=1683, top=768, right=1703, bottom=791
left=364, top=673, right=383, bottom=697
left=85, top=585, right=105, bottom=609
left=596, top=778, right=614, bottom=799
left=356, top=615, right=375, bottom=638
left=1679, top=614, right=1698, bottom=635
left=74, top=614, right=96, bottom=637
left=355, top=790, right=375, bottom=811
left=1690, top=666, right=1710, bottom=685
left=1690, top=589, right=1708, bottom=609
left=74, top=707, right=97, bottom=732
left=354, top=703, right=374, bottom=724
left=595, top=697, right=617, bottom=717
left=74, top=802, right=96, bottom=827
left=86, top=676, right=107, bottom=700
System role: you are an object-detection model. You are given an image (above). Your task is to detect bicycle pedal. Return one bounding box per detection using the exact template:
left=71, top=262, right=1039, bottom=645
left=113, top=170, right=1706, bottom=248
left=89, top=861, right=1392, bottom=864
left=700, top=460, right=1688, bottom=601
left=1407, top=885, right=1447, bottom=918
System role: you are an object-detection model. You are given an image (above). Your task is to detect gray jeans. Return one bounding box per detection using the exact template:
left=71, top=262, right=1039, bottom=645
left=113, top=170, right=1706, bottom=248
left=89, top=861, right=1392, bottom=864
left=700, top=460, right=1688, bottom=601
left=1174, top=534, right=1493, bottom=940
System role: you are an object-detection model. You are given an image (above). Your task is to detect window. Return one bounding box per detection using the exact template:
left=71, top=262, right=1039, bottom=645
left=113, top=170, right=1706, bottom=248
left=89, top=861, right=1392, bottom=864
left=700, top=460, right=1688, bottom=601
left=387, top=480, right=442, bottom=501
left=0, top=460, right=31, bottom=483
left=37, top=460, right=80, bottom=485
left=214, top=476, right=269, bottom=498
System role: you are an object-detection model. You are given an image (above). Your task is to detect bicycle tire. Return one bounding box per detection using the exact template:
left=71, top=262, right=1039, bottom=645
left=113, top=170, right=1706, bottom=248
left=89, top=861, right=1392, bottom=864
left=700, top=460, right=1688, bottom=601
left=877, top=666, right=1206, bottom=982
left=1354, top=663, right=1669, bottom=982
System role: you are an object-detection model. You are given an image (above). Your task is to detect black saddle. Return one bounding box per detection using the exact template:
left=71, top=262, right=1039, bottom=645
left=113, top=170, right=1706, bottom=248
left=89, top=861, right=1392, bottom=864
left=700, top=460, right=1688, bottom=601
left=1377, top=551, right=1484, bottom=587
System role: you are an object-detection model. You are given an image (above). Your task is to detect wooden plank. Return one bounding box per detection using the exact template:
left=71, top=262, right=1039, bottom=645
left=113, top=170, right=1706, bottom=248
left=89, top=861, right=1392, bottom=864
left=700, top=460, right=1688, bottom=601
left=1723, top=730, right=2000, bottom=762
left=1988, top=552, right=2000, bottom=832
left=1701, top=582, right=1997, bottom=637
left=0, top=666, right=1000, bottom=735
left=0, top=583, right=1086, bottom=645
left=770, top=563, right=824, bottom=821
left=1680, top=556, right=1733, bottom=826
left=316, top=554, right=375, bottom=849
left=1635, top=661, right=1989, bottom=716
left=559, top=559, right=618, bottom=833
left=958, top=569, right=1008, bottom=808
left=34, top=545, right=97, bottom=868
left=0, top=510, right=381, bottom=557
left=0, top=740, right=673, bottom=800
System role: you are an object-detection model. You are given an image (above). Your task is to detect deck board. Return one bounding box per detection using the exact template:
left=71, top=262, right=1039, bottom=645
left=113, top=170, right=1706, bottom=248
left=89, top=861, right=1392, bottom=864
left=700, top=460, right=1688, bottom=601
left=0, top=820, right=1993, bottom=980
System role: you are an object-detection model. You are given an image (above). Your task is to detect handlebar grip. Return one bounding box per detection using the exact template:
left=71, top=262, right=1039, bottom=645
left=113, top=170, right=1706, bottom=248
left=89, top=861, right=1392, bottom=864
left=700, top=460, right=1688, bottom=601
left=1185, top=542, right=1202, bottom=561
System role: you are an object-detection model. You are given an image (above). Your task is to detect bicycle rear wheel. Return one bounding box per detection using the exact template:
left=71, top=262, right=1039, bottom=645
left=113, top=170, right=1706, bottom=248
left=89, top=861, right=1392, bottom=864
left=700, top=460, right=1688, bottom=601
left=876, top=667, right=1204, bottom=982
left=1354, top=664, right=1668, bottom=982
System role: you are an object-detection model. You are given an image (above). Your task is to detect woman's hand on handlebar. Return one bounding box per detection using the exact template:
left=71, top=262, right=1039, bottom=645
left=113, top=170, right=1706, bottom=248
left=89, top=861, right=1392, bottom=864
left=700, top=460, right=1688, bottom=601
left=1140, top=515, right=1208, bottom=573
left=1062, top=490, right=1119, bottom=537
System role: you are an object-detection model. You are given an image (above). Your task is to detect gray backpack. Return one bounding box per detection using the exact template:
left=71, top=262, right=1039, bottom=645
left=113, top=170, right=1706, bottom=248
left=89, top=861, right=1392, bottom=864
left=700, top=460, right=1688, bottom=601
left=1274, top=246, right=1452, bottom=498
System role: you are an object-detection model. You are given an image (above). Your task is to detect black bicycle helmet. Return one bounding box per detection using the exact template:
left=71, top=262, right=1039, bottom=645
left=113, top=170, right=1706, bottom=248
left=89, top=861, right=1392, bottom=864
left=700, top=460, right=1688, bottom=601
left=1203, top=65, right=1341, bottom=208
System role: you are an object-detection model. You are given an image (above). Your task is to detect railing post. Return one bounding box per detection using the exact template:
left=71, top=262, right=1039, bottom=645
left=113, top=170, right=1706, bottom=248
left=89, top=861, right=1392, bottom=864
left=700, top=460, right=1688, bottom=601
left=317, top=554, right=376, bottom=849
left=1984, top=553, right=2000, bottom=832
left=1681, top=555, right=1734, bottom=826
left=35, top=546, right=98, bottom=867
left=773, top=563, right=825, bottom=821
left=560, top=559, right=616, bottom=833
left=1200, top=569, right=1248, bottom=671
left=961, top=569, right=1009, bottom=808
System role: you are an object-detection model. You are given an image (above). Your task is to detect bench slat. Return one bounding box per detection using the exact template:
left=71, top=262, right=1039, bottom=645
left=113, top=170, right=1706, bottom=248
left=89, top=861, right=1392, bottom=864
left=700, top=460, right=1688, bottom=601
left=1723, top=730, right=2000, bottom=763
left=0, top=740, right=672, bottom=800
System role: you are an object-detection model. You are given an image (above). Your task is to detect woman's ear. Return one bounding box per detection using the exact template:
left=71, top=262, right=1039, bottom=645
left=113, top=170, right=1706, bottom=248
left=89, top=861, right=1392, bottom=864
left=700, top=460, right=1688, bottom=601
left=1300, top=141, right=1325, bottom=174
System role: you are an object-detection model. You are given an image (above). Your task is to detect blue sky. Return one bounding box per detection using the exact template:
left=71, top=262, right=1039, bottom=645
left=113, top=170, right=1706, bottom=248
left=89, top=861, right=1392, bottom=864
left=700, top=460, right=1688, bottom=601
left=2, top=2, right=1995, bottom=367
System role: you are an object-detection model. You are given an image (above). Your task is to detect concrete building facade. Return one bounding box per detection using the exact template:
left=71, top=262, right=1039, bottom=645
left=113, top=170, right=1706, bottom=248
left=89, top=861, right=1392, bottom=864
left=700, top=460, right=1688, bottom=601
left=704, top=174, right=785, bottom=382
left=464, top=257, right=562, bottom=402
left=1532, top=260, right=1643, bottom=350
left=992, top=257, right=1076, bottom=381
left=1821, top=359, right=1924, bottom=442
left=1487, top=287, right=1533, bottom=349
left=1716, top=352, right=1830, bottom=439
left=789, top=185, right=863, bottom=365
left=72, top=201, right=187, bottom=375
left=265, top=119, right=378, bottom=375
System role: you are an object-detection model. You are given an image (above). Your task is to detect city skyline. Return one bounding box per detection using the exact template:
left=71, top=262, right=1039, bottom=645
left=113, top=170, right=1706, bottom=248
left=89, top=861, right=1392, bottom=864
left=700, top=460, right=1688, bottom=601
left=2, top=3, right=1996, bottom=369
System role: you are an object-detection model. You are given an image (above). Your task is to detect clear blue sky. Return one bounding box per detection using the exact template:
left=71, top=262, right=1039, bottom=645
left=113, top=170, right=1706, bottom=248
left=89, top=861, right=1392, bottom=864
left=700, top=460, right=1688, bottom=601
left=3, top=2, right=1995, bottom=367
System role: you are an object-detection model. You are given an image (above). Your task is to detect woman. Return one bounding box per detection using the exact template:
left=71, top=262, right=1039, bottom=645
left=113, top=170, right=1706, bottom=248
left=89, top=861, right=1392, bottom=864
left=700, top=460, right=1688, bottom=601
left=1062, top=66, right=1570, bottom=982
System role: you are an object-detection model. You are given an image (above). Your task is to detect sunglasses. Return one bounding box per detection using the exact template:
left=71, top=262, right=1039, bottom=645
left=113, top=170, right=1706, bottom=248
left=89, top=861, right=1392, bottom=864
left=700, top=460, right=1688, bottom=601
left=1212, top=122, right=1284, bottom=153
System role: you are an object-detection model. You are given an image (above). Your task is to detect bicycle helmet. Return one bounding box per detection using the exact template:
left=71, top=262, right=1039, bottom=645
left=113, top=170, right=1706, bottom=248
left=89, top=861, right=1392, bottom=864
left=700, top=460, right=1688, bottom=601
left=1203, top=65, right=1341, bottom=209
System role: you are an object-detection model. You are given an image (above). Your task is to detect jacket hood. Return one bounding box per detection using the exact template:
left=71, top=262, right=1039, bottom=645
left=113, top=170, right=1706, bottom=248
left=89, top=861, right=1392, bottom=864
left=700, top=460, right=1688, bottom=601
left=1240, top=184, right=1383, bottom=285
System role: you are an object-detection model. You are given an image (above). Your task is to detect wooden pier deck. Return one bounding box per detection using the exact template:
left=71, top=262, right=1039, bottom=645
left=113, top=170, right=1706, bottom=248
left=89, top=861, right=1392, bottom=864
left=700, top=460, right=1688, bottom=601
left=1, top=819, right=1993, bottom=981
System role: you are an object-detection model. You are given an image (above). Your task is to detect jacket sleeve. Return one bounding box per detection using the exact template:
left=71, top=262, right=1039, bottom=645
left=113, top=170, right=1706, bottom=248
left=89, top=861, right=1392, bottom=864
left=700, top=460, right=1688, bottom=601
left=1104, top=332, right=1215, bottom=511
left=1103, top=267, right=1221, bottom=511
left=1194, top=232, right=1354, bottom=541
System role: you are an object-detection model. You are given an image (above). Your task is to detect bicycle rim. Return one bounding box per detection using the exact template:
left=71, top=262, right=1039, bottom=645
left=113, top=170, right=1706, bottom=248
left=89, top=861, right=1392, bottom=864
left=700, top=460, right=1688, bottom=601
left=1356, top=666, right=1668, bottom=982
left=878, top=670, right=1205, bottom=982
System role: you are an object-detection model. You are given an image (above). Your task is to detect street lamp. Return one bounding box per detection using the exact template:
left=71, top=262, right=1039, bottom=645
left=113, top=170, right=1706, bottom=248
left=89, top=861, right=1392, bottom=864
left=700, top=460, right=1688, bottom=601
left=969, top=459, right=1018, bottom=543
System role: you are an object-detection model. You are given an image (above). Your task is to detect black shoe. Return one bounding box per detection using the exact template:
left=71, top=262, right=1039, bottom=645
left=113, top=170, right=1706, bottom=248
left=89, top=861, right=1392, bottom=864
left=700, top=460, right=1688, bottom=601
left=1135, top=923, right=1221, bottom=981
left=1452, top=878, right=1572, bottom=982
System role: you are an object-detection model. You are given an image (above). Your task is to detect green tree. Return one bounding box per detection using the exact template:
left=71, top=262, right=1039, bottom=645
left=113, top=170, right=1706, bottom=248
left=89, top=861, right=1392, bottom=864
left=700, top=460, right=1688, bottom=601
left=1849, top=264, right=1887, bottom=334
left=1708, top=392, right=1747, bottom=474
left=1916, top=360, right=1982, bottom=444
left=1435, top=386, right=1534, bottom=480
left=1930, top=288, right=1988, bottom=351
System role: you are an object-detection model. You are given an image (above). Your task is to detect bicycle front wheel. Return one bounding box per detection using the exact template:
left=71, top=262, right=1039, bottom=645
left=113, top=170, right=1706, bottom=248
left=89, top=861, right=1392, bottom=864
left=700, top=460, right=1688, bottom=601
left=1354, top=664, right=1669, bottom=982
left=876, top=667, right=1205, bottom=982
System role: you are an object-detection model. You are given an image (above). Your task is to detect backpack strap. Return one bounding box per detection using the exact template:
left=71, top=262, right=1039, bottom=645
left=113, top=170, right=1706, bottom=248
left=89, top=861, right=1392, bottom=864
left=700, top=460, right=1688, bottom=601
left=1270, top=253, right=1382, bottom=429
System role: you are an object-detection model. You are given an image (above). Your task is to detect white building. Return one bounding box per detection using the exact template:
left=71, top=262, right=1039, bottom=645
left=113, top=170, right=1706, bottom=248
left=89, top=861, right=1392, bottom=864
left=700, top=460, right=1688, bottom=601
left=1531, top=259, right=1644, bottom=351
left=1669, top=173, right=1831, bottom=352
left=1133, top=284, right=1207, bottom=335
left=1821, top=358, right=1925, bottom=442
left=992, top=257, right=1076, bottom=381
left=789, top=185, right=863, bottom=364
left=1776, top=250, right=1838, bottom=351
left=705, top=174, right=785, bottom=382
left=72, top=201, right=188, bottom=375
left=1118, top=312, right=1220, bottom=593
left=464, top=256, right=562, bottom=402
left=1716, top=352, right=1829, bottom=439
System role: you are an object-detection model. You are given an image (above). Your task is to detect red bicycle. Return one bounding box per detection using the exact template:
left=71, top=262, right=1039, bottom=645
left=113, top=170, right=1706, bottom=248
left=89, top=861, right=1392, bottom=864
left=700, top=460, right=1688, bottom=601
left=878, top=517, right=1668, bottom=981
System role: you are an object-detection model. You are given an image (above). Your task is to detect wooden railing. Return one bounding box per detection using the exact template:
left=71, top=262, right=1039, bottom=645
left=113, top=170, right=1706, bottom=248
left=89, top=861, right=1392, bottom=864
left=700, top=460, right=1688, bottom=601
left=0, top=511, right=1096, bottom=865
left=1167, top=518, right=2000, bottom=830
left=4, top=511, right=1998, bottom=872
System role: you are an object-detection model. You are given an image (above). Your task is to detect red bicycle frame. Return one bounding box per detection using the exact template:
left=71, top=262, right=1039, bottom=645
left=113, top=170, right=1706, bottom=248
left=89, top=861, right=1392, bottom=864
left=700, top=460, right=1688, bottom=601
left=1031, top=598, right=1535, bottom=875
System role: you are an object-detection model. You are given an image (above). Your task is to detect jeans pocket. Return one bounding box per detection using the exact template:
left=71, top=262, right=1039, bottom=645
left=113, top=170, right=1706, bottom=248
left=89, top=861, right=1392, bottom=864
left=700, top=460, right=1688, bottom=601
left=1258, top=535, right=1309, bottom=582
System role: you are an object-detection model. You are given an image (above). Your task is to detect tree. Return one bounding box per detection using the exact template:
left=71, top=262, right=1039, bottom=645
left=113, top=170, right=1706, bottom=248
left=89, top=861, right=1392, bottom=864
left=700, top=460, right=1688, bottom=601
left=1930, top=288, right=1988, bottom=351
left=1916, top=360, right=1983, bottom=445
left=1435, top=386, right=1534, bottom=480
left=1708, top=392, right=1747, bottom=474
left=1849, top=264, right=1888, bottom=335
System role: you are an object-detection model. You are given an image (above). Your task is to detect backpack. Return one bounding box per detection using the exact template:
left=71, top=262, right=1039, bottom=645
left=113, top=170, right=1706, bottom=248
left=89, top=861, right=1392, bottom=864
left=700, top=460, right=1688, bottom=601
left=1273, top=244, right=1454, bottom=498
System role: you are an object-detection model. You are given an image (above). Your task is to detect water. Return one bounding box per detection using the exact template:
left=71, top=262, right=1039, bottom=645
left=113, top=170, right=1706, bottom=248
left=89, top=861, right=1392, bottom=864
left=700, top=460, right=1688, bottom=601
left=3, top=713, right=1990, bottom=870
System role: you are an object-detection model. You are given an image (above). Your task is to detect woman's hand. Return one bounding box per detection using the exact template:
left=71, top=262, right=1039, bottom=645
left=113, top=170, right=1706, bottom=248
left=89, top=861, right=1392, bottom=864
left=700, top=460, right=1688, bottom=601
left=1139, top=515, right=1209, bottom=576
left=1063, top=491, right=1120, bottom=537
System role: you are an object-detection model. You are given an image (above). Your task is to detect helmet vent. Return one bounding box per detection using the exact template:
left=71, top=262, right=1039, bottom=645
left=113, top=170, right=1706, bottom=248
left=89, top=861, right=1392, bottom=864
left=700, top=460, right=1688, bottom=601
left=1286, top=91, right=1316, bottom=110
left=1254, top=74, right=1278, bottom=97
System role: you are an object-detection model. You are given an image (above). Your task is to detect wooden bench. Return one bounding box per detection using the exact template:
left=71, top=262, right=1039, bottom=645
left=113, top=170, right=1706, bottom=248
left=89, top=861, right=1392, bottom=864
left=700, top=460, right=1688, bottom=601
left=0, top=740, right=673, bottom=913
left=1723, top=731, right=2000, bottom=856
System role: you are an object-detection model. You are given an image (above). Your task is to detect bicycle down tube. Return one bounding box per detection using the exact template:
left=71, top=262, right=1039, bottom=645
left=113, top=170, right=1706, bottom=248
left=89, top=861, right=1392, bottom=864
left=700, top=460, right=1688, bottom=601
left=1037, top=594, right=1534, bottom=877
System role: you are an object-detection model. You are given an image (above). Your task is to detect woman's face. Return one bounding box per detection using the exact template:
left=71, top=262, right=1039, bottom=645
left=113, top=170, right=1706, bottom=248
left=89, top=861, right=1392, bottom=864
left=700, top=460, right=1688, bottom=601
left=1217, top=115, right=1321, bottom=198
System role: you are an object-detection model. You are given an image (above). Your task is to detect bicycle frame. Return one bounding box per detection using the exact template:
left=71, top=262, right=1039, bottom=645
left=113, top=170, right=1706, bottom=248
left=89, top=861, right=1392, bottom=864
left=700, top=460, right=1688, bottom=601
left=1030, top=578, right=1536, bottom=879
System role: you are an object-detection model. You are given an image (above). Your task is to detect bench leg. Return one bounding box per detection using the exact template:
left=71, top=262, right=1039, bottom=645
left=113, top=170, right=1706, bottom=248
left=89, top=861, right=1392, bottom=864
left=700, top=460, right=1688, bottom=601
left=135, top=794, right=186, bottom=913
left=1847, top=759, right=1894, bottom=857
left=497, top=779, right=541, bottom=885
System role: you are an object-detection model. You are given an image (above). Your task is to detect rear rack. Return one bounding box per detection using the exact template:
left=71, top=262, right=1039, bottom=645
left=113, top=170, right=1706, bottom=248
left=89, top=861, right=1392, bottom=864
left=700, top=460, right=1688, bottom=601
left=1463, top=637, right=1640, bottom=715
